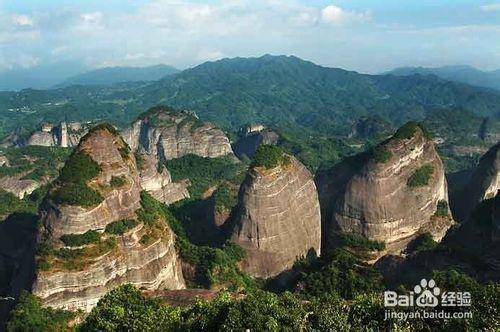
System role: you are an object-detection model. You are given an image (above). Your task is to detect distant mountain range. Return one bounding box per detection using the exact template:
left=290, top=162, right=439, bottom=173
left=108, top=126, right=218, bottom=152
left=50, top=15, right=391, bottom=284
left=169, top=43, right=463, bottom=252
left=55, top=64, right=180, bottom=88
left=1, top=55, right=499, bottom=141
left=0, top=64, right=180, bottom=91
left=386, top=65, right=500, bottom=91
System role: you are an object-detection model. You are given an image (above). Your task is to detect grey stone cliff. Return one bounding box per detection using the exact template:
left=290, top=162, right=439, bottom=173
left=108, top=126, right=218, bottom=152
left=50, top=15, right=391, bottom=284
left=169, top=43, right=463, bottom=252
left=231, top=156, right=321, bottom=278
left=332, top=126, right=453, bottom=253
left=32, top=126, right=185, bottom=312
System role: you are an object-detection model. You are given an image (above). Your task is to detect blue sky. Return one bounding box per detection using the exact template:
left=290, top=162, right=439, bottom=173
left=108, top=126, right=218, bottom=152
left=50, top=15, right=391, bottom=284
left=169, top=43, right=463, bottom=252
left=1, top=0, right=499, bottom=73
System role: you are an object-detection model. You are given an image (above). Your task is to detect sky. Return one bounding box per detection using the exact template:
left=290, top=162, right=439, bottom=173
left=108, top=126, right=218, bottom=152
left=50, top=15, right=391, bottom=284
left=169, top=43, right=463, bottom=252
left=1, top=0, right=500, bottom=74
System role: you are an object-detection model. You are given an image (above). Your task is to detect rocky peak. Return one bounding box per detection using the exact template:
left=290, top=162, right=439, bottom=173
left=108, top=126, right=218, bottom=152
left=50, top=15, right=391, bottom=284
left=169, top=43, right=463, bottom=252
left=33, top=124, right=185, bottom=312
left=331, top=122, right=453, bottom=254
left=231, top=146, right=321, bottom=278
left=455, top=142, right=500, bottom=222
left=121, top=107, right=233, bottom=204
left=122, top=106, right=233, bottom=160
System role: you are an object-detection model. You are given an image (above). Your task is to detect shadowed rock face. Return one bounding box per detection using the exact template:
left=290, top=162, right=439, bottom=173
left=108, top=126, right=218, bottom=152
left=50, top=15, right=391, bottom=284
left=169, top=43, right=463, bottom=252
left=33, top=126, right=185, bottom=312
left=332, top=126, right=453, bottom=253
left=455, top=142, right=499, bottom=222
left=232, top=156, right=321, bottom=278
left=122, top=108, right=233, bottom=160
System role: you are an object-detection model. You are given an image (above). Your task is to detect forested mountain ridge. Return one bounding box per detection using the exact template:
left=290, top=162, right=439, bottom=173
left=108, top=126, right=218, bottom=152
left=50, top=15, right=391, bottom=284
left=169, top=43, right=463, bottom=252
left=387, top=65, right=500, bottom=91
left=1, top=55, right=499, bottom=172
left=56, top=64, right=180, bottom=88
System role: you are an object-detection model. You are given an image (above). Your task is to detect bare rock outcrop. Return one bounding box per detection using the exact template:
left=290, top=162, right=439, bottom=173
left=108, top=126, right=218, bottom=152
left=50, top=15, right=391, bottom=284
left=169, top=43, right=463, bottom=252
left=455, top=142, right=499, bottom=222
left=122, top=107, right=233, bottom=160
left=331, top=123, right=453, bottom=253
left=136, top=152, right=189, bottom=204
left=121, top=107, right=232, bottom=204
left=32, top=124, right=185, bottom=312
left=231, top=153, right=321, bottom=278
left=0, top=174, right=39, bottom=199
left=26, top=122, right=89, bottom=148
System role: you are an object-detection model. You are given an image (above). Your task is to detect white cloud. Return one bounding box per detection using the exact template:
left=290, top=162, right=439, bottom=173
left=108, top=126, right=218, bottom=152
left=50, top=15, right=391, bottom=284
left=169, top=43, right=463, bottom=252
left=321, top=5, right=371, bottom=25
left=11, top=14, right=34, bottom=27
left=81, top=12, right=103, bottom=24
left=480, top=3, right=500, bottom=12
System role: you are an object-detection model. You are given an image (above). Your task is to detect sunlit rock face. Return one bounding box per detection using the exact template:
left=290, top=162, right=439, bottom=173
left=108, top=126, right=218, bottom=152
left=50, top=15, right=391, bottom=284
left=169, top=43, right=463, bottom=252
left=33, top=125, right=185, bottom=312
left=232, top=156, right=321, bottom=278
left=121, top=107, right=233, bottom=204
left=122, top=107, right=233, bottom=160
left=455, top=142, right=500, bottom=222
left=332, top=125, right=453, bottom=253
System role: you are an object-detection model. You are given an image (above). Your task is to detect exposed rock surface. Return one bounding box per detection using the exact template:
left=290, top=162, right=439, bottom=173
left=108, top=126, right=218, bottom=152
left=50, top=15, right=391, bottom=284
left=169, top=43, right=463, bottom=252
left=232, top=130, right=279, bottom=159
left=231, top=156, right=321, bottom=278
left=455, top=142, right=499, bottom=222
left=122, top=107, right=233, bottom=160
left=331, top=125, right=453, bottom=253
left=0, top=173, right=39, bottom=199
left=33, top=125, right=185, bottom=312
left=121, top=107, right=232, bottom=204
left=136, top=152, right=189, bottom=204
left=26, top=122, right=89, bottom=148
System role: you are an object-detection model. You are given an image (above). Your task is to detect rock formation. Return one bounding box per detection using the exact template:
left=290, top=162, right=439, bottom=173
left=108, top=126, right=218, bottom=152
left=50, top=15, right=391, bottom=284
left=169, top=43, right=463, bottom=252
left=331, top=123, right=453, bottom=253
left=26, top=122, right=90, bottom=148
left=455, top=142, right=499, bottom=222
left=136, top=152, right=189, bottom=204
left=122, top=107, right=233, bottom=160
left=233, top=129, right=279, bottom=159
left=231, top=153, right=321, bottom=278
left=32, top=124, right=185, bottom=312
left=121, top=107, right=233, bottom=204
left=0, top=174, right=39, bottom=199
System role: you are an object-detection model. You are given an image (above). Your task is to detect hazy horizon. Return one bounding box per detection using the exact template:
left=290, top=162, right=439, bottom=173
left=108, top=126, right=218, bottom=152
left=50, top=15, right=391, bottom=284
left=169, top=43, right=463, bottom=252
left=1, top=0, right=500, bottom=75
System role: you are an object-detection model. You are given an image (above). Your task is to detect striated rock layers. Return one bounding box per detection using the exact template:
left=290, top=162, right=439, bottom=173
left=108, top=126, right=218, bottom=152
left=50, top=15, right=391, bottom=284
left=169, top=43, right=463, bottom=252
left=121, top=107, right=233, bottom=204
left=456, top=142, right=499, bottom=222
left=136, top=152, right=189, bottom=204
left=232, top=156, right=321, bottom=278
left=122, top=107, right=233, bottom=160
left=332, top=124, right=453, bottom=253
left=32, top=125, right=185, bottom=312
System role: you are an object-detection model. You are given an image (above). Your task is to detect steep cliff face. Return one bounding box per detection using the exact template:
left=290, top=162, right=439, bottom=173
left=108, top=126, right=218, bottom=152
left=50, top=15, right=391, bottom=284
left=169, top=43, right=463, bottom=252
left=121, top=107, right=232, bottom=204
left=33, top=125, right=185, bottom=312
left=233, top=129, right=279, bottom=159
left=455, top=143, right=499, bottom=222
left=136, top=152, right=189, bottom=204
left=122, top=107, right=233, bottom=160
left=332, top=124, right=453, bottom=253
left=26, top=122, right=89, bottom=148
left=231, top=154, right=321, bottom=278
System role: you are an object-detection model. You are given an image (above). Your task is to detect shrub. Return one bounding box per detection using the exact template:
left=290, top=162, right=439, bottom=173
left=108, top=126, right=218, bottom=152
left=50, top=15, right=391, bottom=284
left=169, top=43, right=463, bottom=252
left=213, top=183, right=238, bottom=212
left=165, top=155, right=244, bottom=198
left=57, top=150, right=100, bottom=184
left=337, top=232, right=385, bottom=251
left=407, top=165, right=434, bottom=187
left=393, top=121, right=420, bottom=140
left=118, top=145, right=130, bottom=160
left=435, top=200, right=449, bottom=217
left=51, top=183, right=103, bottom=207
left=60, top=230, right=100, bottom=247
left=407, top=232, right=437, bottom=253
left=371, top=145, right=392, bottom=163
left=252, top=144, right=288, bottom=169
left=51, top=150, right=103, bottom=207
left=110, top=175, right=127, bottom=188
left=7, top=291, right=74, bottom=332
left=105, top=219, right=138, bottom=235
